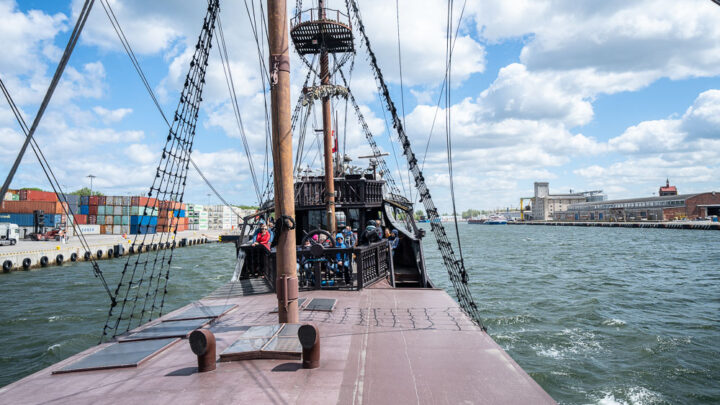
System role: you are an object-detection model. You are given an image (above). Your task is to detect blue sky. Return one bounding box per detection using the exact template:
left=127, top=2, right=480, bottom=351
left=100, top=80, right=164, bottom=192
left=1, top=0, right=720, bottom=212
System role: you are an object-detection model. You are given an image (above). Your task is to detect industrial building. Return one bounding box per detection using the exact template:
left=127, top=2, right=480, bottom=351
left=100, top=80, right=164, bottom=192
left=553, top=180, right=720, bottom=221
left=531, top=182, right=606, bottom=220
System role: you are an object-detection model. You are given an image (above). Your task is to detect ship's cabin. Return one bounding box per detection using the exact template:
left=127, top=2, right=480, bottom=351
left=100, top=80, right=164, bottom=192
left=235, top=172, right=430, bottom=290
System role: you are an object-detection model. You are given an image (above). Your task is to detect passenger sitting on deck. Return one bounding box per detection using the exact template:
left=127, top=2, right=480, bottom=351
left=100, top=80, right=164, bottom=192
left=375, top=220, right=383, bottom=239
left=251, top=223, right=272, bottom=252
left=359, top=220, right=380, bottom=245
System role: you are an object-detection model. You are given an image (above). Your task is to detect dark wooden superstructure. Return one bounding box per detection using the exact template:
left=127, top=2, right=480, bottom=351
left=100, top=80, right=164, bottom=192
left=236, top=172, right=430, bottom=291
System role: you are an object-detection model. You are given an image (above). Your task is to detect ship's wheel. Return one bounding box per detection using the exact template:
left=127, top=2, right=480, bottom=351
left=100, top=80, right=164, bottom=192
left=302, top=229, right=335, bottom=256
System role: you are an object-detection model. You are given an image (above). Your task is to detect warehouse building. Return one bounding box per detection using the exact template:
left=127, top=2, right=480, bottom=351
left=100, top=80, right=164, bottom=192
left=531, top=182, right=606, bottom=220
left=556, top=192, right=720, bottom=221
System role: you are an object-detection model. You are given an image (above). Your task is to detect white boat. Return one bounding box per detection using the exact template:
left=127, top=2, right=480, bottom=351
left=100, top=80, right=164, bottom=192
left=485, top=214, right=508, bottom=225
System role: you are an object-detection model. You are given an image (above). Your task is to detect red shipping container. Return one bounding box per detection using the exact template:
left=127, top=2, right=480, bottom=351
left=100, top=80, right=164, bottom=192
left=89, top=205, right=98, bottom=215
left=98, top=196, right=106, bottom=205
left=89, top=196, right=99, bottom=206
left=0, top=200, right=67, bottom=214
left=89, top=215, right=97, bottom=225
left=19, top=190, right=58, bottom=201
left=74, top=214, right=87, bottom=225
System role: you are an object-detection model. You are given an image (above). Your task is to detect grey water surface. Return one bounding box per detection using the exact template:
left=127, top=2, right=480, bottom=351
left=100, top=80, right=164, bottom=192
left=1, top=225, right=718, bottom=404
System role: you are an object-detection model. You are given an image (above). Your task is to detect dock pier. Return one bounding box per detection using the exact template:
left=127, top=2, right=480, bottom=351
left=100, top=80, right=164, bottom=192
left=0, top=230, right=225, bottom=272
left=510, top=221, right=720, bottom=230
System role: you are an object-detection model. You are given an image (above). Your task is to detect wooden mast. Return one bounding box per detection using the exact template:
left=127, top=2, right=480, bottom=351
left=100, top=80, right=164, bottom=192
left=319, top=0, right=337, bottom=234
left=268, top=0, right=299, bottom=323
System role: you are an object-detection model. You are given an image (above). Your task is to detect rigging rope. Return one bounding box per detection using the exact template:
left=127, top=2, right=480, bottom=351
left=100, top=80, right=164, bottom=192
left=0, top=78, right=115, bottom=303
left=445, top=0, right=466, bottom=268
left=102, top=0, right=220, bottom=340
left=99, top=0, right=240, bottom=216
left=0, top=0, right=95, bottom=202
left=216, top=15, right=262, bottom=203
left=347, top=0, right=484, bottom=328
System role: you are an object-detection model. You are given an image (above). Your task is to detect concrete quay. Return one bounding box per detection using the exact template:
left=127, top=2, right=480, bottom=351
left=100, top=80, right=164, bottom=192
left=0, top=230, right=225, bottom=272
left=511, top=220, right=720, bottom=230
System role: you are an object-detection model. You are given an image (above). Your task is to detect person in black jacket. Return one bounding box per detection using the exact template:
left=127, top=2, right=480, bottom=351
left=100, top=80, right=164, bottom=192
left=358, top=220, right=380, bottom=245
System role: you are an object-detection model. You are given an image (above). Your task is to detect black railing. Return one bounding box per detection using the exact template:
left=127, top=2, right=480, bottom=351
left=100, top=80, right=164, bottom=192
left=295, top=177, right=384, bottom=208
left=291, top=7, right=352, bottom=29
left=247, top=240, right=391, bottom=290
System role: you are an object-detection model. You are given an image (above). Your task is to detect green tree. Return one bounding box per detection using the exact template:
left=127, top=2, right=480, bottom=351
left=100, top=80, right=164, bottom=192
left=462, top=209, right=483, bottom=219
left=71, top=187, right=104, bottom=196
left=414, top=210, right=425, bottom=220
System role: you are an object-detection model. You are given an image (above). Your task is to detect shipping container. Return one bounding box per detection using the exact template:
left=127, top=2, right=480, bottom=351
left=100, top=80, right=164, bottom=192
left=100, top=225, right=108, bottom=234
left=0, top=200, right=68, bottom=215
left=113, top=206, right=122, bottom=216
left=77, top=224, right=100, bottom=235
left=122, top=196, right=131, bottom=206
left=80, top=196, right=89, bottom=205
left=88, top=215, right=97, bottom=225
left=97, top=196, right=106, bottom=205
left=97, top=215, right=106, bottom=225
left=89, top=205, right=98, bottom=215
left=80, top=205, right=89, bottom=215
left=113, top=215, right=121, bottom=225
left=130, top=224, right=156, bottom=234
left=106, top=216, right=114, bottom=225
left=0, top=213, right=34, bottom=226
left=20, top=189, right=57, bottom=201
left=121, top=206, right=130, bottom=215
left=98, top=206, right=106, bottom=216
left=74, top=214, right=87, bottom=225
left=89, top=196, right=99, bottom=206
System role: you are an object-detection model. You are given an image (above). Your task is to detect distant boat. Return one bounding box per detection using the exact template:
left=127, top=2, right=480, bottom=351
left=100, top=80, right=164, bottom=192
left=468, top=218, right=485, bottom=224
left=485, top=214, right=508, bottom=225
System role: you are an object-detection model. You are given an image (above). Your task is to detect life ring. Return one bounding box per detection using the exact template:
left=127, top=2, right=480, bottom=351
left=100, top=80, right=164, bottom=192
left=56, top=254, right=64, bottom=265
left=40, top=256, right=49, bottom=267
left=129, top=246, right=135, bottom=254
left=152, top=244, right=157, bottom=251
left=22, top=258, right=31, bottom=269
left=97, top=250, right=103, bottom=259
left=84, top=251, right=91, bottom=260
left=70, top=252, right=78, bottom=262
left=107, top=249, right=113, bottom=258
left=2, top=260, right=12, bottom=272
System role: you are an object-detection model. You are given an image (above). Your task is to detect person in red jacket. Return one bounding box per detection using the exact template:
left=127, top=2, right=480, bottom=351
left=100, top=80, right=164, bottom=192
left=252, top=223, right=271, bottom=252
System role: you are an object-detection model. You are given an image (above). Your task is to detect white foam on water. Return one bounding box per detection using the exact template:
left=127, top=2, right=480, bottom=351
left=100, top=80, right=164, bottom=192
left=48, top=316, right=60, bottom=322
left=594, top=386, right=664, bottom=405
left=601, top=318, right=626, bottom=327
left=46, top=343, right=61, bottom=352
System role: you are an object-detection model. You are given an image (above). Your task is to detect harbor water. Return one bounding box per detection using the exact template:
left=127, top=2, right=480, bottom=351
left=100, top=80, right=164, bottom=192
left=1, top=225, right=719, bottom=404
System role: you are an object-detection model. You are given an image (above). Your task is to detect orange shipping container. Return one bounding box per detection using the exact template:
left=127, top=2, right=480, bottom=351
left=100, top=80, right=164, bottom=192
left=0, top=200, right=68, bottom=214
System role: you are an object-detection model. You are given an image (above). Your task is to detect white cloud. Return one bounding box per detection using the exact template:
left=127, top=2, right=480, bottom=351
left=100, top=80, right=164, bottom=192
left=93, top=106, right=132, bottom=123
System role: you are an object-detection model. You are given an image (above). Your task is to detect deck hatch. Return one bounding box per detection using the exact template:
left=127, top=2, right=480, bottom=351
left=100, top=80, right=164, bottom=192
left=166, top=304, right=237, bottom=321
left=305, top=298, right=336, bottom=311
left=120, top=318, right=211, bottom=341
left=219, top=323, right=302, bottom=361
left=52, top=338, right=179, bottom=374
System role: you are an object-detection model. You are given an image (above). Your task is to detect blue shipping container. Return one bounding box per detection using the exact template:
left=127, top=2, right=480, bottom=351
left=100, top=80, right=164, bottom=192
left=130, top=224, right=156, bottom=234
left=130, top=215, right=158, bottom=226
left=0, top=213, right=34, bottom=226
left=80, top=196, right=89, bottom=205
left=80, top=205, right=89, bottom=215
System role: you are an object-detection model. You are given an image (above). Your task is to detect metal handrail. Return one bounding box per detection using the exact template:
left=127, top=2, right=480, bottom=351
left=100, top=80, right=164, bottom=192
left=291, top=7, right=352, bottom=29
